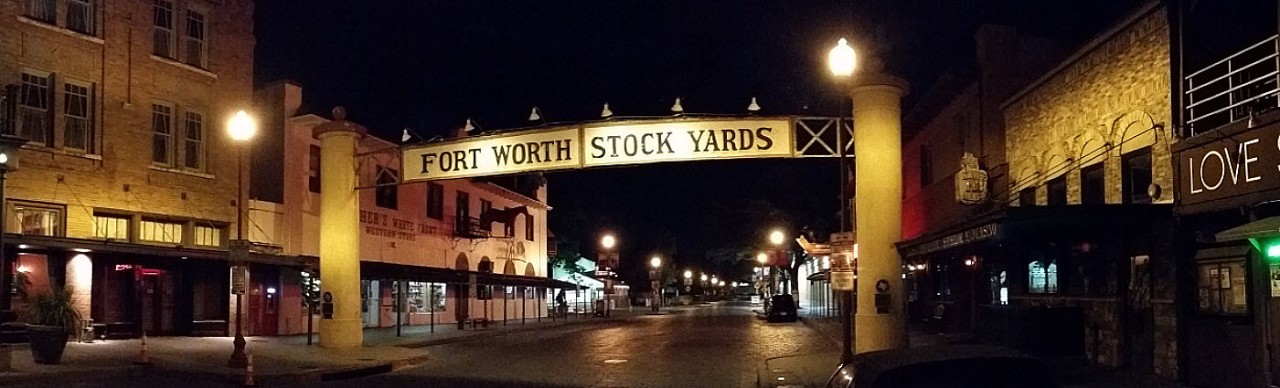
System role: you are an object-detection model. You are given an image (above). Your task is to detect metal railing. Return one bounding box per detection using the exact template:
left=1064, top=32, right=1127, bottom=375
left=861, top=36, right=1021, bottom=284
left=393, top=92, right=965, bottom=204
left=1185, top=35, right=1280, bottom=137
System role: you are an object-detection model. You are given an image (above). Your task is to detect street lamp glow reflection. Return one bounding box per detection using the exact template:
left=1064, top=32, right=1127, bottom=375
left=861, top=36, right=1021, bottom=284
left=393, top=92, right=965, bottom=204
left=600, top=234, right=617, bottom=249
left=828, top=38, right=857, bottom=78
left=756, top=252, right=768, bottom=264
left=700, top=273, right=708, bottom=282
left=227, top=110, right=257, bottom=141
left=0, top=152, right=9, bottom=165
left=650, top=256, right=661, bottom=269
left=769, top=230, right=786, bottom=246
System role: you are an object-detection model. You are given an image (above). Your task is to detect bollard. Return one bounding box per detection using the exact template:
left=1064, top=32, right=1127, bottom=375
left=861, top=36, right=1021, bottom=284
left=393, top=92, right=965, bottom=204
left=133, top=331, right=152, bottom=365
left=242, top=353, right=256, bottom=386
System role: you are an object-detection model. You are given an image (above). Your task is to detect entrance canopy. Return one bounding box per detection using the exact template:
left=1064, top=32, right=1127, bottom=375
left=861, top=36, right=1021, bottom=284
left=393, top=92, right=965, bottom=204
left=401, top=116, right=849, bottom=182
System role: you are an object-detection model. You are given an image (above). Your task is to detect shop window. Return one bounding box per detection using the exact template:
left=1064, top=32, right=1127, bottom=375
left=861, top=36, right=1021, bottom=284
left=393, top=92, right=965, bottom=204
left=139, top=219, right=183, bottom=244
left=1019, top=187, right=1036, bottom=207
left=308, top=145, right=321, bottom=193
left=426, top=183, right=444, bottom=219
left=1197, top=260, right=1248, bottom=315
left=11, top=202, right=63, bottom=236
left=1122, top=147, right=1153, bottom=204
left=1028, top=260, right=1059, bottom=294
left=505, top=286, right=515, bottom=299
left=193, top=224, right=223, bottom=247
left=92, top=213, right=129, bottom=240
left=374, top=166, right=398, bottom=209
left=1047, top=176, right=1067, bottom=206
left=933, top=264, right=952, bottom=301
left=1081, top=163, right=1105, bottom=205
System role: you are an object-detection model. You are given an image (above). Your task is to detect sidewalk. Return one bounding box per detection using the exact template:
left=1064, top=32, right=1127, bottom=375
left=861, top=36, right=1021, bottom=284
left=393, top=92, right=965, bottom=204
left=756, top=315, right=1191, bottom=388
left=1, top=307, right=673, bottom=386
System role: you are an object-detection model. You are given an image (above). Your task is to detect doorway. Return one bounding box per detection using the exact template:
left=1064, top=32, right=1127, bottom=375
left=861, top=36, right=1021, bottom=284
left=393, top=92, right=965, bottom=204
left=362, top=279, right=380, bottom=327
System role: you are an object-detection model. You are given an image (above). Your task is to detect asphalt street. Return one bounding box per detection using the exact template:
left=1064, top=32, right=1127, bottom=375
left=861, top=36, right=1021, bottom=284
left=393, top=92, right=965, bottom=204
left=325, top=301, right=834, bottom=388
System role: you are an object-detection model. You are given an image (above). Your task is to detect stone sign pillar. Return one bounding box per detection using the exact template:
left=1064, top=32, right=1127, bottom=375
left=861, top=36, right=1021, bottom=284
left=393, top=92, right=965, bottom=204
left=315, top=107, right=366, bottom=348
left=851, top=59, right=909, bottom=354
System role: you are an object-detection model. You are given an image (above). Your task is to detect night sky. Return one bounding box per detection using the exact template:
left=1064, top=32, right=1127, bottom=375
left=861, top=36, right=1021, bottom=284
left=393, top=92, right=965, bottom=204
left=253, top=0, right=1140, bottom=283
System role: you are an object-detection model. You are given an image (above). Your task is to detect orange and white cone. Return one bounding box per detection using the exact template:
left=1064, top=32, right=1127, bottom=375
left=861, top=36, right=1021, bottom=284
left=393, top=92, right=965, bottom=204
left=133, top=331, right=152, bottom=365
left=242, top=352, right=256, bottom=386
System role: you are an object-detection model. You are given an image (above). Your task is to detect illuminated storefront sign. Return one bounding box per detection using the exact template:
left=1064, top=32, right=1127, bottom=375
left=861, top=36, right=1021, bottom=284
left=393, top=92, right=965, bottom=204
left=1177, top=124, right=1280, bottom=210
left=401, top=118, right=795, bottom=182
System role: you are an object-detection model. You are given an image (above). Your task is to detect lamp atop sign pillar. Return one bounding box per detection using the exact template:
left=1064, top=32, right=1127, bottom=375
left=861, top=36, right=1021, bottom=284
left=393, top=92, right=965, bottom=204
left=601, top=103, right=614, bottom=119
left=528, top=107, right=543, bottom=122
left=670, top=97, right=684, bottom=115
left=747, top=97, right=762, bottom=113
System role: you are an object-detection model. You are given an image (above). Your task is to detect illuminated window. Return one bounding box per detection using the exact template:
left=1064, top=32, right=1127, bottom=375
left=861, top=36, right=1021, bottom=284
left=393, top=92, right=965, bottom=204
left=11, top=202, right=63, bottom=236
left=139, top=219, right=183, bottom=244
left=92, top=214, right=129, bottom=240
left=193, top=224, right=222, bottom=247
left=1028, top=260, right=1058, bottom=294
left=1197, top=259, right=1248, bottom=315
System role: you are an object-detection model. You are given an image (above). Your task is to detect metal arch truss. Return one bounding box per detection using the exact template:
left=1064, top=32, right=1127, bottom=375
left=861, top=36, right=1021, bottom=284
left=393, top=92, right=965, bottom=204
left=793, top=116, right=853, bottom=158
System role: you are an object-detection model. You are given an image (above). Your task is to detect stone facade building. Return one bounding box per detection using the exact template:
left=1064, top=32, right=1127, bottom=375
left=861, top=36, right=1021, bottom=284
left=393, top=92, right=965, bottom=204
left=0, top=0, right=264, bottom=338
left=246, top=82, right=564, bottom=336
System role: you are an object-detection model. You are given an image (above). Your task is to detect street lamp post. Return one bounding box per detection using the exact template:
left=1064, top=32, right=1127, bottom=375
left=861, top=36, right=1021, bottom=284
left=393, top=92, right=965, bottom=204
left=0, top=127, right=25, bottom=313
left=599, top=234, right=617, bottom=318
left=828, top=38, right=858, bottom=364
left=649, top=256, right=661, bottom=312
left=226, top=110, right=256, bottom=368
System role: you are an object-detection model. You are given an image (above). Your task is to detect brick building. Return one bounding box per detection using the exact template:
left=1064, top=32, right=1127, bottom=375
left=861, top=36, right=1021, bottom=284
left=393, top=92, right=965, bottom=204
left=0, top=0, right=268, bottom=338
left=246, top=82, right=564, bottom=336
left=898, top=1, right=1179, bottom=379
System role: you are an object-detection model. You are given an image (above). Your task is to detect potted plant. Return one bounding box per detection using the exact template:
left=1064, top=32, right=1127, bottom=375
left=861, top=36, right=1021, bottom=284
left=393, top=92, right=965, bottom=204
left=23, top=288, right=81, bottom=364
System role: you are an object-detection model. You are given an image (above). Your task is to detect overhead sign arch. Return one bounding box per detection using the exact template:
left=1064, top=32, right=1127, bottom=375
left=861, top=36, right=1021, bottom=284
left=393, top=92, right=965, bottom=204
left=401, top=116, right=848, bottom=182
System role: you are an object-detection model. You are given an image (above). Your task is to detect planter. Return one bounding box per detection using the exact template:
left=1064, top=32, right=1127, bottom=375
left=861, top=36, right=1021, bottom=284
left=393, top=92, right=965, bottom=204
left=26, top=324, right=69, bottom=364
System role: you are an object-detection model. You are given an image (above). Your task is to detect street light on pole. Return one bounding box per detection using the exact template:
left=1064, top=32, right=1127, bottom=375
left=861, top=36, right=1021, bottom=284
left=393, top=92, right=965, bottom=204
left=649, top=256, right=662, bottom=312
left=598, top=234, right=618, bottom=317
left=226, top=109, right=256, bottom=368
left=828, top=37, right=857, bottom=364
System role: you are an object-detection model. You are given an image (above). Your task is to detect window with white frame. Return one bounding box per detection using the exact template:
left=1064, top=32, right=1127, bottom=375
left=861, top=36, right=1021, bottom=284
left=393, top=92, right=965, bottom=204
left=184, top=9, right=207, bottom=68
left=63, top=81, right=93, bottom=152
left=67, top=0, right=95, bottom=35
left=193, top=224, right=222, bottom=247
left=151, top=103, right=174, bottom=165
left=19, top=71, right=52, bottom=146
left=183, top=111, right=204, bottom=170
left=92, top=214, right=129, bottom=240
left=152, top=0, right=175, bottom=58
left=11, top=202, right=63, bottom=236
left=27, top=0, right=56, bottom=23
left=139, top=219, right=183, bottom=244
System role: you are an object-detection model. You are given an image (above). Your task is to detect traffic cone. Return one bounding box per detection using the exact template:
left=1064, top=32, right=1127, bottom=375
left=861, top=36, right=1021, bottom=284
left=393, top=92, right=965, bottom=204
left=133, top=331, right=152, bottom=365
left=242, top=352, right=256, bottom=386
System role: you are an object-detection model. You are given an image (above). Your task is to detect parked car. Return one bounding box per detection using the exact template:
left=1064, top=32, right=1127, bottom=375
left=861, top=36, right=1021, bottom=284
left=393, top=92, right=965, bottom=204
left=765, top=294, right=797, bottom=322
left=824, top=345, right=1056, bottom=388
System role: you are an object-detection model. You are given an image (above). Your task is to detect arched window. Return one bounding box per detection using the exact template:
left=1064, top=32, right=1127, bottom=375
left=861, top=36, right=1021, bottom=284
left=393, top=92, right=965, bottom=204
left=1028, top=260, right=1059, bottom=294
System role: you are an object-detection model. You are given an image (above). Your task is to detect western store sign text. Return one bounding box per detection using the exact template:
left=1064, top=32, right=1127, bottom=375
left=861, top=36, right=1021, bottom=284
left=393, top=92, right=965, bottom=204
left=1179, top=124, right=1280, bottom=208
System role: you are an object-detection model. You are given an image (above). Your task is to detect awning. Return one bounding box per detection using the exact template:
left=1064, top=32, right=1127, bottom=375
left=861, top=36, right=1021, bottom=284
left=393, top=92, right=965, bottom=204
left=361, top=260, right=578, bottom=289
left=5, top=233, right=313, bottom=267
left=1215, top=216, right=1280, bottom=242
left=807, top=270, right=830, bottom=281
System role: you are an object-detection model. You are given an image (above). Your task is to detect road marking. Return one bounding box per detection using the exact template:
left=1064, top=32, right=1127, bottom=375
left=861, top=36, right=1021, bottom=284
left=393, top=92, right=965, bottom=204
left=603, top=359, right=628, bottom=364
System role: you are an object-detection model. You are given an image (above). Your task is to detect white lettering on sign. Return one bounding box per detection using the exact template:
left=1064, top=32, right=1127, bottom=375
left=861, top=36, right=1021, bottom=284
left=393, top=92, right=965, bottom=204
left=1187, top=138, right=1265, bottom=195
left=400, top=118, right=798, bottom=182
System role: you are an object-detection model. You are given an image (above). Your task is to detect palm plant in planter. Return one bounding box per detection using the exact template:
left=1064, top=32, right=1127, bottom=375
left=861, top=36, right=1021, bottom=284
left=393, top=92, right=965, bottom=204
left=23, top=288, right=82, bottom=364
